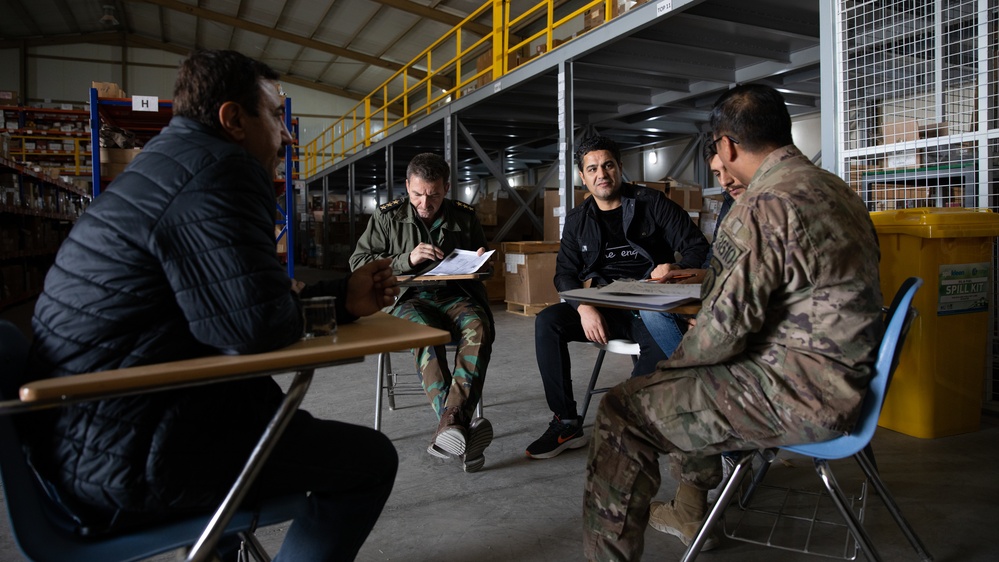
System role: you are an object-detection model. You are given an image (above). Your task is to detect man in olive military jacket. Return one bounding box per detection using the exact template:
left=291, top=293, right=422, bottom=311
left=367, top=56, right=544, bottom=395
left=350, top=152, right=494, bottom=473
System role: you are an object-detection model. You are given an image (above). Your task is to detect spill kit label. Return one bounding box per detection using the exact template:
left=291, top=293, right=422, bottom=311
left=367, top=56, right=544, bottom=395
left=938, top=262, right=990, bottom=315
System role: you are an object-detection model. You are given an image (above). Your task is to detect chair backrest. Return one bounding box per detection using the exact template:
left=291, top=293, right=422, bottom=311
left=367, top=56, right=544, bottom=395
left=784, top=277, right=923, bottom=460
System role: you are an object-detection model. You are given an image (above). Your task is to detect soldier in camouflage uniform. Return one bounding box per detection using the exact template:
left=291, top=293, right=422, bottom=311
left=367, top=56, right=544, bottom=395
left=582, top=85, right=884, bottom=560
left=350, top=153, right=495, bottom=473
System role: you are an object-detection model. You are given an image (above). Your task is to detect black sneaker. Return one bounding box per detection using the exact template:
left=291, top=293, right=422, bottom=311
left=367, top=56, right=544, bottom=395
left=525, top=415, right=588, bottom=459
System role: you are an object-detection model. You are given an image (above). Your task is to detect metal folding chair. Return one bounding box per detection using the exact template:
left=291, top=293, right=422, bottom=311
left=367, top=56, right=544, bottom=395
left=579, top=339, right=640, bottom=422
left=682, top=277, right=933, bottom=562
left=0, top=319, right=307, bottom=562
left=374, top=345, right=483, bottom=431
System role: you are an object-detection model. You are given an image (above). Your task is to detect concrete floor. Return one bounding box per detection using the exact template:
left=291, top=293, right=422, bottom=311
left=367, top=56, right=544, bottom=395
left=2, top=270, right=998, bottom=561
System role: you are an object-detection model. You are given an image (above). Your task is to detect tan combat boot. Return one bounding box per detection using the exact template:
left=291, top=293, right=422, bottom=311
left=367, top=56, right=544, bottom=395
left=648, top=483, right=719, bottom=551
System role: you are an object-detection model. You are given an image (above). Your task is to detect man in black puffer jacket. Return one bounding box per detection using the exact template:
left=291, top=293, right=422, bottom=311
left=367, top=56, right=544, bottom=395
left=26, top=49, right=399, bottom=561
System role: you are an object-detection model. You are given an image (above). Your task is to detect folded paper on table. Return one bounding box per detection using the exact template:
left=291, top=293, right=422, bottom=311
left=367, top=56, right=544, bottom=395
left=559, top=281, right=700, bottom=312
left=601, top=279, right=702, bottom=296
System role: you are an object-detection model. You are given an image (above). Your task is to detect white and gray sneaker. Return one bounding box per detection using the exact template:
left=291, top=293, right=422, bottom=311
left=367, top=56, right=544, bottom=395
left=461, top=417, right=494, bottom=473
left=427, top=441, right=450, bottom=459
left=433, top=405, right=468, bottom=457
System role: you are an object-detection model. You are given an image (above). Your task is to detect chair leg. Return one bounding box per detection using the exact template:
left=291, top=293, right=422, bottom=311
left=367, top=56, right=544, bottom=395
left=681, top=450, right=756, bottom=562
left=237, top=531, right=271, bottom=562
left=374, top=352, right=387, bottom=431
left=384, top=354, right=397, bottom=410
left=736, top=448, right=778, bottom=508
left=854, top=451, right=934, bottom=561
left=862, top=443, right=879, bottom=473
left=580, top=350, right=608, bottom=421
left=813, top=459, right=883, bottom=562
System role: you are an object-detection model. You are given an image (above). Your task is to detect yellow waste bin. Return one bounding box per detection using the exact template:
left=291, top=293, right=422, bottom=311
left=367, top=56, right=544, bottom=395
left=871, top=208, right=999, bottom=438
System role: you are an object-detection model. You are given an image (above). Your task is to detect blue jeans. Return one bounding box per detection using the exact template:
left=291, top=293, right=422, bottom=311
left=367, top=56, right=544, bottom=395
left=638, top=311, right=687, bottom=358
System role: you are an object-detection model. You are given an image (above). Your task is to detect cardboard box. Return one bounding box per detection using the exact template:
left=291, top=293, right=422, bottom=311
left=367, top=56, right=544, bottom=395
left=275, top=226, right=287, bottom=255
left=880, top=119, right=950, bottom=145
left=99, top=147, right=141, bottom=178
left=642, top=178, right=703, bottom=211
left=669, top=180, right=702, bottom=211
left=535, top=38, right=568, bottom=55
left=100, top=147, right=141, bottom=164
left=543, top=189, right=588, bottom=241
left=502, top=241, right=560, bottom=305
left=881, top=119, right=918, bottom=145
left=871, top=183, right=931, bottom=210
left=0, top=90, right=17, bottom=105
left=584, top=5, right=605, bottom=30
left=92, top=81, right=127, bottom=99
left=475, top=49, right=525, bottom=87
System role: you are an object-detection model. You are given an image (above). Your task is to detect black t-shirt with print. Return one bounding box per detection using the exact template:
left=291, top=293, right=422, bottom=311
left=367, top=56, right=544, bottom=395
left=596, top=206, right=650, bottom=283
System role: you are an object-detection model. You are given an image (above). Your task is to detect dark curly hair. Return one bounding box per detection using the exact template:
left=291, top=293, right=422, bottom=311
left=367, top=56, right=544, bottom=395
left=573, top=135, right=621, bottom=172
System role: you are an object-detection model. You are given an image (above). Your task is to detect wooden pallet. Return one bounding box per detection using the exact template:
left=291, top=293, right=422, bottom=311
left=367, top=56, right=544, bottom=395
left=505, top=301, right=553, bottom=316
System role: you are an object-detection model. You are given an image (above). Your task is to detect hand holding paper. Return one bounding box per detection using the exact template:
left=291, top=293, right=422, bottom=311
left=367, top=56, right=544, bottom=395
left=420, top=248, right=495, bottom=276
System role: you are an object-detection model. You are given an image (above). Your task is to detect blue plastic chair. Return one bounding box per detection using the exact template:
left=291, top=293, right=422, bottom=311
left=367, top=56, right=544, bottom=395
left=682, top=277, right=933, bottom=562
left=0, top=319, right=307, bottom=562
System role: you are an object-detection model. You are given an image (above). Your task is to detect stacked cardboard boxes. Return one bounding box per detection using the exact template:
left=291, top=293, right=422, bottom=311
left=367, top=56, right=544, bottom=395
left=475, top=48, right=528, bottom=88
left=636, top=178, right=703, bottom=219
left=879, top=118, right=962, bottom=168
left=502, top=241, right=560, bottom=316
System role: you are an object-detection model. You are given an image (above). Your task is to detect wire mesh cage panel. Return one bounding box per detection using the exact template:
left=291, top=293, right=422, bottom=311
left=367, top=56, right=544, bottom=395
left=835, top=0, right=999, bottom=411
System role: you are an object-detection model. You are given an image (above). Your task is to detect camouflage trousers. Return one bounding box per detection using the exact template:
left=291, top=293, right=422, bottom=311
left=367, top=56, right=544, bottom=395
left=392, top=290, right=493, bottom=420
left=582, top=365, right=840, bottom=561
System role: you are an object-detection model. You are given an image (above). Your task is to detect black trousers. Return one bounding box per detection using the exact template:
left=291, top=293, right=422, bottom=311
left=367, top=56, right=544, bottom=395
left=250, top=410, right=398, bottom=561
left=533, top=302, right=667, bottom=420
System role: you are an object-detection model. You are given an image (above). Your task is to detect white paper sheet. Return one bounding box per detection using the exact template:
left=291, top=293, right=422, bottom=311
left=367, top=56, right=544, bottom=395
left=421, top=249, right=496, bottom=276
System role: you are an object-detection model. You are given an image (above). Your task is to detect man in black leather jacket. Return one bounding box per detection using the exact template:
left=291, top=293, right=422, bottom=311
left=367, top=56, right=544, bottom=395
left=525, top=135, right=708, bottom=460
left=27, top=50, right=398, bottom=561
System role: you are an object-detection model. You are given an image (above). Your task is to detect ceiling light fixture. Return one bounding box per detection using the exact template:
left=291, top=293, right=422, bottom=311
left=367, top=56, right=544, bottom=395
left=100, top=5, right=120, bottom=26
left=648, top=151, right=658, bottom=165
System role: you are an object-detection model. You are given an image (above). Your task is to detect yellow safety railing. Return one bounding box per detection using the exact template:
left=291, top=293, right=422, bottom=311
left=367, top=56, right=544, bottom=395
left=302, top=0, right=616, bottom=178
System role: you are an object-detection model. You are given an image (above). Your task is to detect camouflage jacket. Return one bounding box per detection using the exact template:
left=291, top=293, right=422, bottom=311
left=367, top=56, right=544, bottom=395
left=663, top=145, right=883, bottom=432
left=349, top=196, right=490, bottom=310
